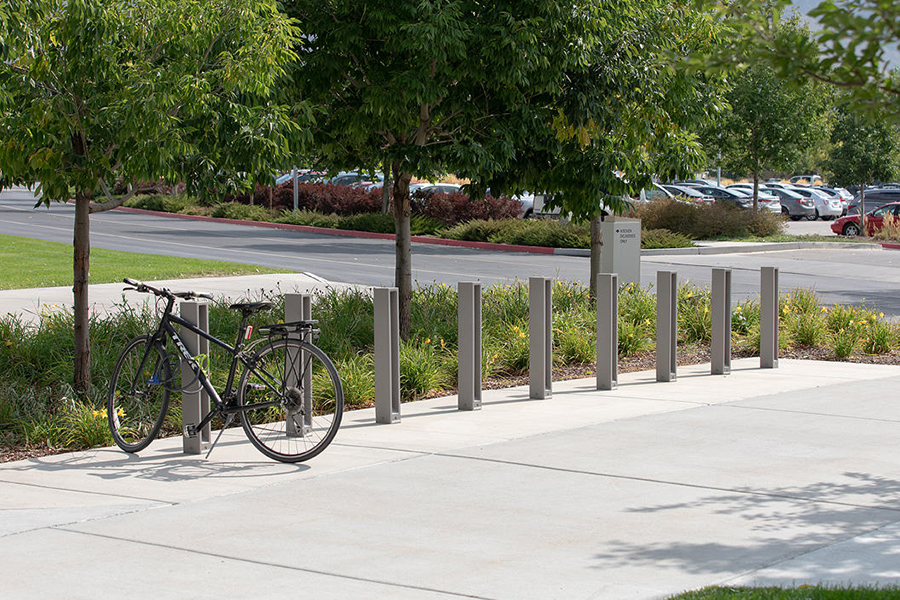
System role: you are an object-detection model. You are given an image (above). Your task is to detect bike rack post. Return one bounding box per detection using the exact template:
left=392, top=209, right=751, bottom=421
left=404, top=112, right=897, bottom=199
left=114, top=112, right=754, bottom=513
left=374, top=287, right=401, bottom=423
left=180, top=301, right=211, bottom=454
left=711, top=268, right=732, bottom=375
left=596, top=273, right=618, bottom=390
left=529, top=277, right=553, bottom=399
left=285, top=293, right=312, bottom=436
left=656, top=271, right=678, bottom=382
left=761, top=266, right=780, bottom=369
left=457, top=282, right=482, bottom=411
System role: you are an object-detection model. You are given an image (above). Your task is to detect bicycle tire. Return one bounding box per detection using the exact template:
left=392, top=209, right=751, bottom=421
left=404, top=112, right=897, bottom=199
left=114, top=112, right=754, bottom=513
left=238, top=338, right=343, bottom=463
left=108, top=335, right=171, bottom=453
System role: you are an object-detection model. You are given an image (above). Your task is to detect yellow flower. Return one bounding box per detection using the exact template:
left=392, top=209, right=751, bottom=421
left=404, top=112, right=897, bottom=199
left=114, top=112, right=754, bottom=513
left=424, top=338, right=431, bottom=345
left=821, top=306, right=828, bottom=313
left=518, top=332, right=526, bottom=338
left=735, top=306, right=742, bottom=313
left=879, top=312, right=884, bottom=318
left=440, top=338, right=446, bottom=349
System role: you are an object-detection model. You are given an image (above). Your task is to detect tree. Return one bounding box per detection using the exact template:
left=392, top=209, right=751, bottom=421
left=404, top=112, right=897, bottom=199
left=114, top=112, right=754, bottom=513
left=478, top=1, right=718, bottom=295
left=826, top=103, right=899, bottom=230
left=286, top=0, right=594, bottom=336
left=705, top=0, right=900, bottom=123
left=705, top=63, right=828, bottom=209
left=0, top=0, right=302, bottom=392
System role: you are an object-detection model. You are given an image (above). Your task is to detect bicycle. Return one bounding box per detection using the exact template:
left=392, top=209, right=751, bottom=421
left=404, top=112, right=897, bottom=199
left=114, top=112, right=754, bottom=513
left=107, top=278, right=343, bottom=463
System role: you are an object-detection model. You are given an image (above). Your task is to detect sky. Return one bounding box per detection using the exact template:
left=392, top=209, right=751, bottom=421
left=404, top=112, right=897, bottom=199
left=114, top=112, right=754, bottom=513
left=788, top=0, right=900, bottom=67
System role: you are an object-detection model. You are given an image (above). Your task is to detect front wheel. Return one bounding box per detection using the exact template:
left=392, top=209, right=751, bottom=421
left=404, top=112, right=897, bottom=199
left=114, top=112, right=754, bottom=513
left=842, top=222, right=861, bottom=236
left=807, top=211, right=819, bottom=221
left=108, top=335, right=171, bottom=453
left=239, top=339, right=343, bottom=463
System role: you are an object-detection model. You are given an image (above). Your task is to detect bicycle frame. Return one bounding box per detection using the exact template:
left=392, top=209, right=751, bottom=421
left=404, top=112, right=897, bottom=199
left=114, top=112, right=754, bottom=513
left=135, top=295, right=286, bottom=436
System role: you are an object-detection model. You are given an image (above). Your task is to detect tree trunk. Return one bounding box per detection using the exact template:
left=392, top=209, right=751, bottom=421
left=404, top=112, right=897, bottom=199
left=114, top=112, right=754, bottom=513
left=381, top=158, right=392, bottom=214
left=589, top=215, right=603, bottom=302
left=73, top=191, right=92, bottom=394
left=391, top=162, right=412, bottom=338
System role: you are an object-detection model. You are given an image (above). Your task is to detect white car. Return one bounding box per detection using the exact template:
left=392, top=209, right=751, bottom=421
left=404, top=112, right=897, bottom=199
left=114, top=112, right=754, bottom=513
left=790, top=187, right=843, bottom=220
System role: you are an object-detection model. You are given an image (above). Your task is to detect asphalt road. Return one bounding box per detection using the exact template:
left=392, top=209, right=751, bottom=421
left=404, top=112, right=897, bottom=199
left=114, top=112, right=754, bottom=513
left=4, top=187, right=900, bottom=315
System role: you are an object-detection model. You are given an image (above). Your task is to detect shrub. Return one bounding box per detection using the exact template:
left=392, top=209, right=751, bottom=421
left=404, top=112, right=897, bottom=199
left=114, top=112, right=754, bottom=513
left=678, top=284, right=712, bottom=344
left=125, top=194, right=197, bottom=213
left=641, top=228, right=694, bottom=249
left=631, top=198, right=784, bottom=239
left=442, top=218, right=590, bottom=248
left=414, top=192, right=522, bottom=225
left=398, top=342, right=450, bottom=401
left=873, top=214, right=900, bottom=241
left=275, top=209, right=342, bottom=228
left=211, top=202, right=275, bottom=222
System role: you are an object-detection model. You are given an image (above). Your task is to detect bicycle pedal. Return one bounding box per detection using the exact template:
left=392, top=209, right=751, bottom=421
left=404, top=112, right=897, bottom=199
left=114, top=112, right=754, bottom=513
left=183, top=424, right=198, bottom=439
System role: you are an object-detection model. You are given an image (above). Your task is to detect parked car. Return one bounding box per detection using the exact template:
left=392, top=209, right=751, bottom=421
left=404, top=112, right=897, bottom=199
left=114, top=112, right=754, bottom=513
left=761, top=186, right=816, bottom=220
left=638, top=183, right=675, bottom=202
left=815, top=186, right=853, bottom=211
left=723, top=184, right=782, bottom=214
left=330, top=171, right=385, bottom=187
left=689, top=185, right=755, bottom=208
left=661, top=184, right=715, bottom=205
left=789, top=187, right=843, bottom=220
left=832, top=201, right=900, bottom=236
left=673, top=178, right=720, bottom=188
left=789, top=175, right=823, bottom=185
left=847, top=188, right=900, bottom=215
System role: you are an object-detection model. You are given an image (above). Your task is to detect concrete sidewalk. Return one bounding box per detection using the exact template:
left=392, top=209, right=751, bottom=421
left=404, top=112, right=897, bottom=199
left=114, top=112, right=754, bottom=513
left=0, top=273, right=355, bottom=325
left=2, top=358, right=899, bottom=599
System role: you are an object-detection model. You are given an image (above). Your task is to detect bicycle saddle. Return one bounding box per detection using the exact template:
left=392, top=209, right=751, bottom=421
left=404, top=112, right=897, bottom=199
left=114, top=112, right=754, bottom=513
left=229, top=301, right=274, bottom=314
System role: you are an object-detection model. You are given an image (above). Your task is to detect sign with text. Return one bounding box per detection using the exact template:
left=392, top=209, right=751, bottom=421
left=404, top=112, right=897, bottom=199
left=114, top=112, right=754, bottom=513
left=600, top=217, right=641, bottom=285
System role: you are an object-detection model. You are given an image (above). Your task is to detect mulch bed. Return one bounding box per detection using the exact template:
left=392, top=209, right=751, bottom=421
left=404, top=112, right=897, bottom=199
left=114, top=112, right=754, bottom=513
left=4, top=346, right=900, bottom=464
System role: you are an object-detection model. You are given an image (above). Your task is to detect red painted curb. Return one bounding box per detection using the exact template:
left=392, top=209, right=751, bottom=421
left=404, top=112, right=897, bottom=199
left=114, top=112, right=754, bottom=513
left=881, top=242, right=900, bottom=250
left=115, top=206, right=558, bottom=255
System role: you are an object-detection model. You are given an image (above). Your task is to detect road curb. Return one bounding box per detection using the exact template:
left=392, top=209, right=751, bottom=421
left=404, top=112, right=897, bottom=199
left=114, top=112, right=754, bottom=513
left=114, top=206, right=884, bottom=256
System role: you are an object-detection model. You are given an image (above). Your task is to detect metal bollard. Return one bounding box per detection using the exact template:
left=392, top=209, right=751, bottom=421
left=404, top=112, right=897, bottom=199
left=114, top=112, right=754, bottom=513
left=285, top=294, right=312, bottom=436
left=711, top=268, right=732, bottom=375
left=529, top=277, right=553, bottom=399
left=760, top=267, right=780, bottom=369
left=457, top=282, right=482, bottom=411
left=181, top=301, right=211, bottom=454
left=656, top=271, right=678, bottom=382
left=374, top=287, right=401, bottom=423
left=596, top=273, right=618, bottom=390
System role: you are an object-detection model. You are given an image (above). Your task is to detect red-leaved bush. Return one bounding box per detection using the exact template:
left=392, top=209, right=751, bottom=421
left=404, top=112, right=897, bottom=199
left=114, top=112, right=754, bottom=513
left=412, top=192, right=523, bottom=226
left=225, top=183, right=522, bottom=225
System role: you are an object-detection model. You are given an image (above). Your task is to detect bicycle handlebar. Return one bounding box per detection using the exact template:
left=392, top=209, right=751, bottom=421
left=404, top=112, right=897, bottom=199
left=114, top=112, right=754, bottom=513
left=122, top=278, right=214, bottom=300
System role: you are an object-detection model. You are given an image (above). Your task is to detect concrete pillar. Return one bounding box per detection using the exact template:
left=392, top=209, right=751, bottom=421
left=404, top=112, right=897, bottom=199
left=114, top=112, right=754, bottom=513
left=711, top=268, right=732, bottom=375
left=457, top=282, right=482, bottom=411
left=529, top=277, right=553, bottom=399
left=285, top=294, right=312, bottom=436
left=180, top=301, right=211, bottom=454
left=374, top=287, right=401, bottom=423
left=596, top=273, right=618, bottom=390
left=656, top=271, right=678, bottom=383
left=761, top=267, right=780, bottom=369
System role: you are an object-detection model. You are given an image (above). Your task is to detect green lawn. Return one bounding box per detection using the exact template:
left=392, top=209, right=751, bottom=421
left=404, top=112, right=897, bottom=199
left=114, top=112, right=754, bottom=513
left=669, top=586, right=900, bottom=599
left=0, top=234, right=288, bottom=289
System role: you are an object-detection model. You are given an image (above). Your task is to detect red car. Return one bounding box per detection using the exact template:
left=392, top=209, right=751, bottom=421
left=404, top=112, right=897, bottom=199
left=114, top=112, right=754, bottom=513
left=832, top=201, right=900, bottom=236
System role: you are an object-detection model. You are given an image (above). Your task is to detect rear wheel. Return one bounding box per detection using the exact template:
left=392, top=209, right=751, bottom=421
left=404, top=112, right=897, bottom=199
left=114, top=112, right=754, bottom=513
left=842, top=222, right=861, bottom=236
left=108, top=335, right=171, bottom=452
left=807, top=210, right=819, bottom=221
left=239, top=339, right=343, bottom=463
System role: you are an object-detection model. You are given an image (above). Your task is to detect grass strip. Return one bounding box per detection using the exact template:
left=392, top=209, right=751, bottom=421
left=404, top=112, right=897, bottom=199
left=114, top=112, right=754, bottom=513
left=668, top=586, right=900, bottom=599
left=0, top=234, right=288, bottom=290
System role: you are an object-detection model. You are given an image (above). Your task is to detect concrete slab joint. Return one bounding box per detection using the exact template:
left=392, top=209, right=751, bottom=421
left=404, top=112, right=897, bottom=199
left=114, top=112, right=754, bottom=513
left=529, top=276, right=553, bottom=399
left=458, top=282, right=483, bottom=411
left=374, top=287, right=401, bottom=423
left=711, top=268, right=732, bottom=376
left=656, top=271, right=678, bottom=383
left=596, top=273, right=618, bottom=390
left=180, top=300, right=211, bottom=454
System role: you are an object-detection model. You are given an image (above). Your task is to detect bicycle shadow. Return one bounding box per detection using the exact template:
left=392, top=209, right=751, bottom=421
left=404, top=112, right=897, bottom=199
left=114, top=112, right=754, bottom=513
left=4, top=435, right=308, bottom=485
